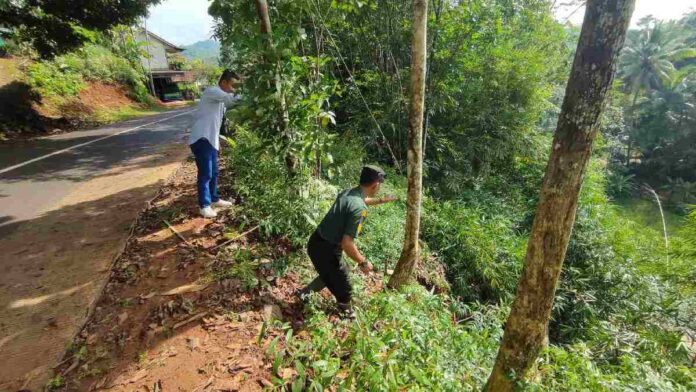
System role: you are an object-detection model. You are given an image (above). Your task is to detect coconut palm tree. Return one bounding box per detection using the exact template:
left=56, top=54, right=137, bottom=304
left=619, top=19, right=695, bottom=165
left=621, top=18, right=696, bottom=97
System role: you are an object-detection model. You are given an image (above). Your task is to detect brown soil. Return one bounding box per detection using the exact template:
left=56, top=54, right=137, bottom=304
left=51, top=162, right=324, bottom=392
left=0, top=57, right=21, bottom=86
left=0, top=57, right=167, bottom=140
left=45, top=156, right=434, bottom=392
left=0, top=142, right=190, bottom=391
left=76, top=82, right=136, bottom=114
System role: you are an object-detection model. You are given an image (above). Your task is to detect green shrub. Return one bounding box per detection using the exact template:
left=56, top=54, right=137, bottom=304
left=26, top=61, right=85, bottom=97
left=224, top=119, right=695, bottom=390
left=225, top=128, right=338, bottom=246
left=269, top=285, right=503, bottom=391
left=422, top=197, right=526, bottom=303
left=26, top=42, right=149, bottom=102
left=526, top=344, right=696, bottom=391
left=605, top=166, right=636, bottom=200
left=214, top=249, right=260, bottom=291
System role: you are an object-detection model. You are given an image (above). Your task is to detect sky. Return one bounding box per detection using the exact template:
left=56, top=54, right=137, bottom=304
left=555, top=0, right=695, bottom=26
left=146, top=0, right=696, bottom=47
left=146, top=0, right=215, bottom=46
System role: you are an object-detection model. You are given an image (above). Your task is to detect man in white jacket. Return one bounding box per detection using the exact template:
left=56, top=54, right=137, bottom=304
left=188, top=69, right=241, bottom=218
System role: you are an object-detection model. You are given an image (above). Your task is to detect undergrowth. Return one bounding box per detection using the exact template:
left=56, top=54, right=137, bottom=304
left=224, top=127, right=696, bottom=390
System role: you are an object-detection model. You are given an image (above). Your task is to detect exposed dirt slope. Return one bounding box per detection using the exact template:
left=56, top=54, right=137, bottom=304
left=51, top=162, right=299, bottom=391
left=51, top=160, right=391, bottom=392
left=0, top=56, right=171, bottom=140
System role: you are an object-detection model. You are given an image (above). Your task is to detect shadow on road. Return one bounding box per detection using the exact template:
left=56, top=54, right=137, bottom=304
left=0, top=81, right=74, bottom=136
left=0, top=181, right=177, bottom=390
left=0, top=124, right=190, bottom=184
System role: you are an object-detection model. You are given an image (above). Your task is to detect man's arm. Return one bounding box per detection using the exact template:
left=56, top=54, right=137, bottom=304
left=365, top=195, right=398, bottom=206
left=341, top=235, right=372, bottom=273
left=207, top=88, right=240, bottom=107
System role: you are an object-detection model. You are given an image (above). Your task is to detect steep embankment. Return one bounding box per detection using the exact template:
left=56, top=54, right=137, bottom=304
left=0, top=56, right=177, bottom=140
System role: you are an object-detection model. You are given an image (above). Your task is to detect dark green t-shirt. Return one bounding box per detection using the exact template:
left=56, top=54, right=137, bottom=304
left=316, top=187, right=368, bottom=245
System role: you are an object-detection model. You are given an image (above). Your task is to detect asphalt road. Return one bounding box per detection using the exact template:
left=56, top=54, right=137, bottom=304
left=0, top=108, right=194, bottom=237
left=0, top=108, right=195, bottom=390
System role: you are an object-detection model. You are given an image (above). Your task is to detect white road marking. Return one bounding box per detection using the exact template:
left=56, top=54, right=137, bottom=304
left=0, top=110, right=194, bottom=175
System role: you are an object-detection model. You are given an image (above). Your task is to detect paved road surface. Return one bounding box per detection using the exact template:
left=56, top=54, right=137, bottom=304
left=0, top=109, right=194, bottom=391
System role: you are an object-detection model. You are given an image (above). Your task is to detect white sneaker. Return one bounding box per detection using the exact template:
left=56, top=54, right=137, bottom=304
left=200, top=206, right=217, bottom=218
left=212, top=199, right=234, bottom=209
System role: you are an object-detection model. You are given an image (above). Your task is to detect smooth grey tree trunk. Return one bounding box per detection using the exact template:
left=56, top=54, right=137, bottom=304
left=388, top=0, right=428, bottom=290
left=484, top=1, right=635, bottom=390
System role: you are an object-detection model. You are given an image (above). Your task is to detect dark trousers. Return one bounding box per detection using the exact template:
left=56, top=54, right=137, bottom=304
left=190, top=138, right=219, bottom=208
left=305, top=231, right=352, bottom=304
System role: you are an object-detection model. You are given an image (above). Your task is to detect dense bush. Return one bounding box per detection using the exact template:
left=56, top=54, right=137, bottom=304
left=26, top=60, right=86, bottom=97
left=225, top=125, right=695, bottom=389
left=265, top=285, right=503, bottom=391
left=225, top=127, right=335, bottom=246
left=214, top=1, right=695, bottom=388
left=25, top=34, right=150, bottom=103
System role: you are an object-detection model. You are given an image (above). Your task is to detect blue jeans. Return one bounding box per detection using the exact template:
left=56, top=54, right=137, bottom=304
left=190, top=138, right=219, bottom=208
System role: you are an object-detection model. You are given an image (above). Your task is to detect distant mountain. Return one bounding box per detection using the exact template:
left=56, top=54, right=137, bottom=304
left=182, top=39, right=220, bottom=64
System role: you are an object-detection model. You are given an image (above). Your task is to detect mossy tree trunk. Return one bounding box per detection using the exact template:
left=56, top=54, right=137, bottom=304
left=484, top=1, right=635, bottom=390
left=388, top=0, right=428, bottom=290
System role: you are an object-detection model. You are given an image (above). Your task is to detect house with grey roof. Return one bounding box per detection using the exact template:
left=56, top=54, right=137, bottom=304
left=135, top=29, right=194, bottom=101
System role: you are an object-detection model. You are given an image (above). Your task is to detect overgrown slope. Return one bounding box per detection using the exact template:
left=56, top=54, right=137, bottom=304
left=0, top=28, right=171, bottom=140
left=224, top=127, right=696, bottom=390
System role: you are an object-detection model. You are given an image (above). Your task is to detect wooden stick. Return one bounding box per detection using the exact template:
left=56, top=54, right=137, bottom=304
left=209, top=225, right=260, bottom=251
left=163, top=220, right=195, bottom=247
left=173, top=312, right=208, bottom=330
left=163, top=220, right=216, bottom=259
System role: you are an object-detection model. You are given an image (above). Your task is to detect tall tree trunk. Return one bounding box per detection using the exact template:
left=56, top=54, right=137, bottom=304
left=254, top=0, right=298, bottom=175
left=255, top=0, right=272, bottom=35
left=626, top=90, right=639, bottom=167
left=388, top=0, right=428, bottom=290
left=484, top=1, right=635, bottom=390
left=422, top=0, right=444, bottom=157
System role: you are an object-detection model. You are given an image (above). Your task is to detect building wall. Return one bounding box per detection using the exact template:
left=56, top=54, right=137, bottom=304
left=135, top=31, right=170, bottom=71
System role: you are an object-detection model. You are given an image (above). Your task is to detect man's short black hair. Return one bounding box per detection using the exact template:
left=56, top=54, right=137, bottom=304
left=360, top=165, right=386, bottom=185
left=219, top=69, right=241, bottom=84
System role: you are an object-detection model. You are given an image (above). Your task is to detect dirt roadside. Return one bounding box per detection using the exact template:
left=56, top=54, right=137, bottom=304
left=40, top=155, right=399, bottom=392
left=0, top=142, right=190, bottom=391
left=46, top=161, right=311, bottom=392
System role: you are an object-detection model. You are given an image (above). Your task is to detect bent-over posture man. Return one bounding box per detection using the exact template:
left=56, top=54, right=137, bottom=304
left=299, top=165, right=397, bottom=316
left=189, top=69, right=241, bottom=218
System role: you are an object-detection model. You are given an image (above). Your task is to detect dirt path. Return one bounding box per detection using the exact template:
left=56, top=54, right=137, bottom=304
left=50, top=161, right=313, bottom=392
left=0, top=138, right=190, bottom=391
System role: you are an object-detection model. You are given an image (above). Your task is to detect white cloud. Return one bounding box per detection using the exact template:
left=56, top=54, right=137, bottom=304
left=555, top=0, right=695, bottom=27
left=146, top=0, right=215, bottom=46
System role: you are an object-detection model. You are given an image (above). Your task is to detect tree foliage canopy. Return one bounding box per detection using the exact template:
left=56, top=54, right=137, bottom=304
left=0, top=0, right=161, bottom=58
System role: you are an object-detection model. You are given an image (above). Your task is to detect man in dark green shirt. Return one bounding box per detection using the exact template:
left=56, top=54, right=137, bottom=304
left=299, top=165, right=397, bottom=315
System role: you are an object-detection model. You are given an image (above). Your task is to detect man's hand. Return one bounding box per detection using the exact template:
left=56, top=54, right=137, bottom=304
left=381, top=195, right=398, bottom=203
left=366, top=195, right=399, bottom=206
left=359, top=260, right=373, bottom=274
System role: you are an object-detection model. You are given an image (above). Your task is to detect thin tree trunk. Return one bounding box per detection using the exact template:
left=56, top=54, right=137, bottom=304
left=255, top=0, right=272, bottom=35
left=388, top=0, right=428, bottom=290
left=254, top=0, right=298, bottom=175
left=484, top=1, right=635, bottom=390
left=627, top=90, right=639, bottom=167
left=422, top=0, right=444, bottom=158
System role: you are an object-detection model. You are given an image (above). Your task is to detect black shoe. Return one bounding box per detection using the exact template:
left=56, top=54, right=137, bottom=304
left=337, top=302, right=355, bottom=320
left=294, top=288, right=309, bottom=302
